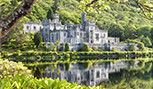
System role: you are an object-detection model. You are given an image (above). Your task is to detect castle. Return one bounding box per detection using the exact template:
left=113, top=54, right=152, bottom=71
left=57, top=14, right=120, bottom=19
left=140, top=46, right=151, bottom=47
left=24, top=13, right=137, bottom=51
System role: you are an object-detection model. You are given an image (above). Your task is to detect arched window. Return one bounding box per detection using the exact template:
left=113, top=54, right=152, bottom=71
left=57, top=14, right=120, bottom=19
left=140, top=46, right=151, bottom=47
left=33, top=26, right=36, bottom=30
left=96, top=71, right=100, bottom=78
left=27, top=26, right=29, bottom=29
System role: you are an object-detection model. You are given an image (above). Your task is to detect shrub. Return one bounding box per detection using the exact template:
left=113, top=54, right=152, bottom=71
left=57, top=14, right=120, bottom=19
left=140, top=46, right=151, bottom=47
left=51, top=55, right=56, bottom=60
left=12, top=52, right=20, bottom=56
left=64, top=53, right=70, bottom=58
left=21, top=46, right=26, bottom=51
left=11, top=45, right=16, bottom=49
left=33, top=33, right=42, bottom=47
left=0, top=60, right=31, bottom=79
left=92, top=47, right=97, bottom=51
left=64, top=42, right=70, bottom=51
left=112, top=48, right=116, bottom=51
left=16, top=50, right=21, bottom=53
left=2, top=51, right=9, bottom=57
left=0, top=74, right=101, bottom=89
left=82, top=43, right=90, bottom=52
left=129, top=44, right=135, bottom=51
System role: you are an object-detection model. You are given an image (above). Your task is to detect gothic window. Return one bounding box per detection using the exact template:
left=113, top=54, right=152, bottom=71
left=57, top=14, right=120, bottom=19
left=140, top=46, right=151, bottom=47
left=45, top=28, right=47, bottom=32
left=74, top=32, right=76, bottom=37
left=91, top=70, right=94, bottom=81
left=40, top=27, right=41, bottom=30
left=84, top=33, right=86, bottom=36
left=104, top=34, right=105, bottom=37
left=80, top=33, right=82, bottom=37
left=96, top=71, right=100, bottom=78
left=56, top=33, right=58, bottom=40
left=64, top=33, right=66, bottom=37
left=96, top=34, right=99, bottom=41
left=34, top=26, right=36, bottom=30
left=27, top=26, right=29, bottom=29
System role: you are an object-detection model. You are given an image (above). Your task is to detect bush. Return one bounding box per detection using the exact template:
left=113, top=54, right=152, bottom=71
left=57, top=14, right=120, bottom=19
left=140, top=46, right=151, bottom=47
left=2, top=51, right=9, bottom=57
left=11, top=45, right=16, bottom=49
left=33, top=33, right=42, bottom=47
left=0, top=60, right=31, bottom=79
left=0, top=74, right=101, bottom=89
left=82, top=43, right=91, bottom=52
left=64, top=53, right=70, bottom=58
left=12, top=52, right=20, bottom=56
left=129, top=44, right=135, bottom=51
left=21, top=46, right=26, bottom=51
left=64, top=42, right=70, bottom=51
left=92, top=47, right=97, bottom=51
left=112, top=48, right=116, bottom=51
left=51, top=55, right=56, bottom=60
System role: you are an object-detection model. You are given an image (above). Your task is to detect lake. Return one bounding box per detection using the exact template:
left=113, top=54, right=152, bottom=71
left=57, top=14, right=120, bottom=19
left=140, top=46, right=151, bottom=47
left=26, top=59, right=153, bottom=88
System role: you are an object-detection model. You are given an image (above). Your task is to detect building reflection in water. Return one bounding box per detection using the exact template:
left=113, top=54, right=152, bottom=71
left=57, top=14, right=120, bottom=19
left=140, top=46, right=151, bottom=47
left=43, top=61, right=139, bottom=86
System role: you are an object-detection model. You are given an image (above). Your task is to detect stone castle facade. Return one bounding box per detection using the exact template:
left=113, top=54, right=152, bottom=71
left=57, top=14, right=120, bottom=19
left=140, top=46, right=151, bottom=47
left=24, top=13, right=137, bottom=51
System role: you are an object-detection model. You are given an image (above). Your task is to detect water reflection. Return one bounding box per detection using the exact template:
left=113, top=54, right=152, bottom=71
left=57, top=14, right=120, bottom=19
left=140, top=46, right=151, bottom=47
left=43, top=60, right=139, bottom=86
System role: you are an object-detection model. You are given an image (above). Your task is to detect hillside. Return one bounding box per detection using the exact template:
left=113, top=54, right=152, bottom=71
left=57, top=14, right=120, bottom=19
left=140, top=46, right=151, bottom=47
left=1, top=0, right=153, bottom=42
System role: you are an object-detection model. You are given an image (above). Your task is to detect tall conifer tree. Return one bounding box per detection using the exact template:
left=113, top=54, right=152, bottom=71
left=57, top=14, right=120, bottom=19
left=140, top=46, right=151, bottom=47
left=47, top=9, right=54, bottom=20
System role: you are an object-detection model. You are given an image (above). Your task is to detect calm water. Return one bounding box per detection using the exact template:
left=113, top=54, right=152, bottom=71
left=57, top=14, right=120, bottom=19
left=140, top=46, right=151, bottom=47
left=27, top=59, right=146, bottom=86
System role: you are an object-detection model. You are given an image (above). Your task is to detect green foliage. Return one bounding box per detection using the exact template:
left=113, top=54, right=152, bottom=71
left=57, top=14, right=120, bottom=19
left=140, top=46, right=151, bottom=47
left=129, top=44, right=135, bottom=51
left=92, top=47, right=97, bottom=51
left=64, top=53, right=70, bottom=58
left=10, top=0, right=18, bottom=6
left=126, top=39, right=145, bottom=51
left=33, top=33, right=42, bottom=47
left=151, top=28, right=153, bottom=42
left=50, top=42, right=56, bottom=51
left=1, top=51, right=9, bottom=57
left=47, top=8, right=54, bottom=20
left=142, top=36, right=152, bottom=47
left=65, top=63, right=70, bottom=72
left=112, top=48, right=116, bottom=51
left=0, top=60, right=31, bottom=79
left=82, top=43, right=91, bottom=52
left=64, top=42, right=70, bottom=51
left=56, top=40, right=60, bottom=51
left=0, top=74, right=101, bottom=89
left=12, top=52, right=20, bottom=57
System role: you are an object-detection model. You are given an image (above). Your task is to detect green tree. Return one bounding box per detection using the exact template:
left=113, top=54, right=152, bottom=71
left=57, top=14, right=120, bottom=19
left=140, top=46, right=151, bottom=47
left=150, top=28, right=153, bottom=43
left=11, top=0, right=18, bottom=6
left=129, top=44, right=135, bottom=51
left=65, top=63, right=70, bottom=72
left=52, top=0, right=60, bottom=13
left=33, top=33, right=42, bottom=47
left=142, top=36, right=152, bottom=47
left=47, top=8, right=54, bottom=20
left=50, top=42, right=56, bottom=51
left=64, top=42, right=70, bottom=51
left=82, top=43, right=90, bottom=52
left=56, top=40, right=60, bottom=51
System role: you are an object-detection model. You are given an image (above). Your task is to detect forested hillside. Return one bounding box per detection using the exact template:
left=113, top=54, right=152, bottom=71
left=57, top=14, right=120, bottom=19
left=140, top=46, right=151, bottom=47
left=1, top=0, right=153, bottom=43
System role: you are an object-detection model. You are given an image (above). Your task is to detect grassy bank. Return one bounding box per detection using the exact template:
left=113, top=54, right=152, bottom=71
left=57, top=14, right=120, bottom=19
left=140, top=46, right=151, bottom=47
left=1, top=51, right=153, bottom=63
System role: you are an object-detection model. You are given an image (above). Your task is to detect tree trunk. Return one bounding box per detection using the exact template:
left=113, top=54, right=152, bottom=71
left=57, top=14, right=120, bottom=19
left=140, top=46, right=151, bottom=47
left=0, top=0, right=36, bottom=52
